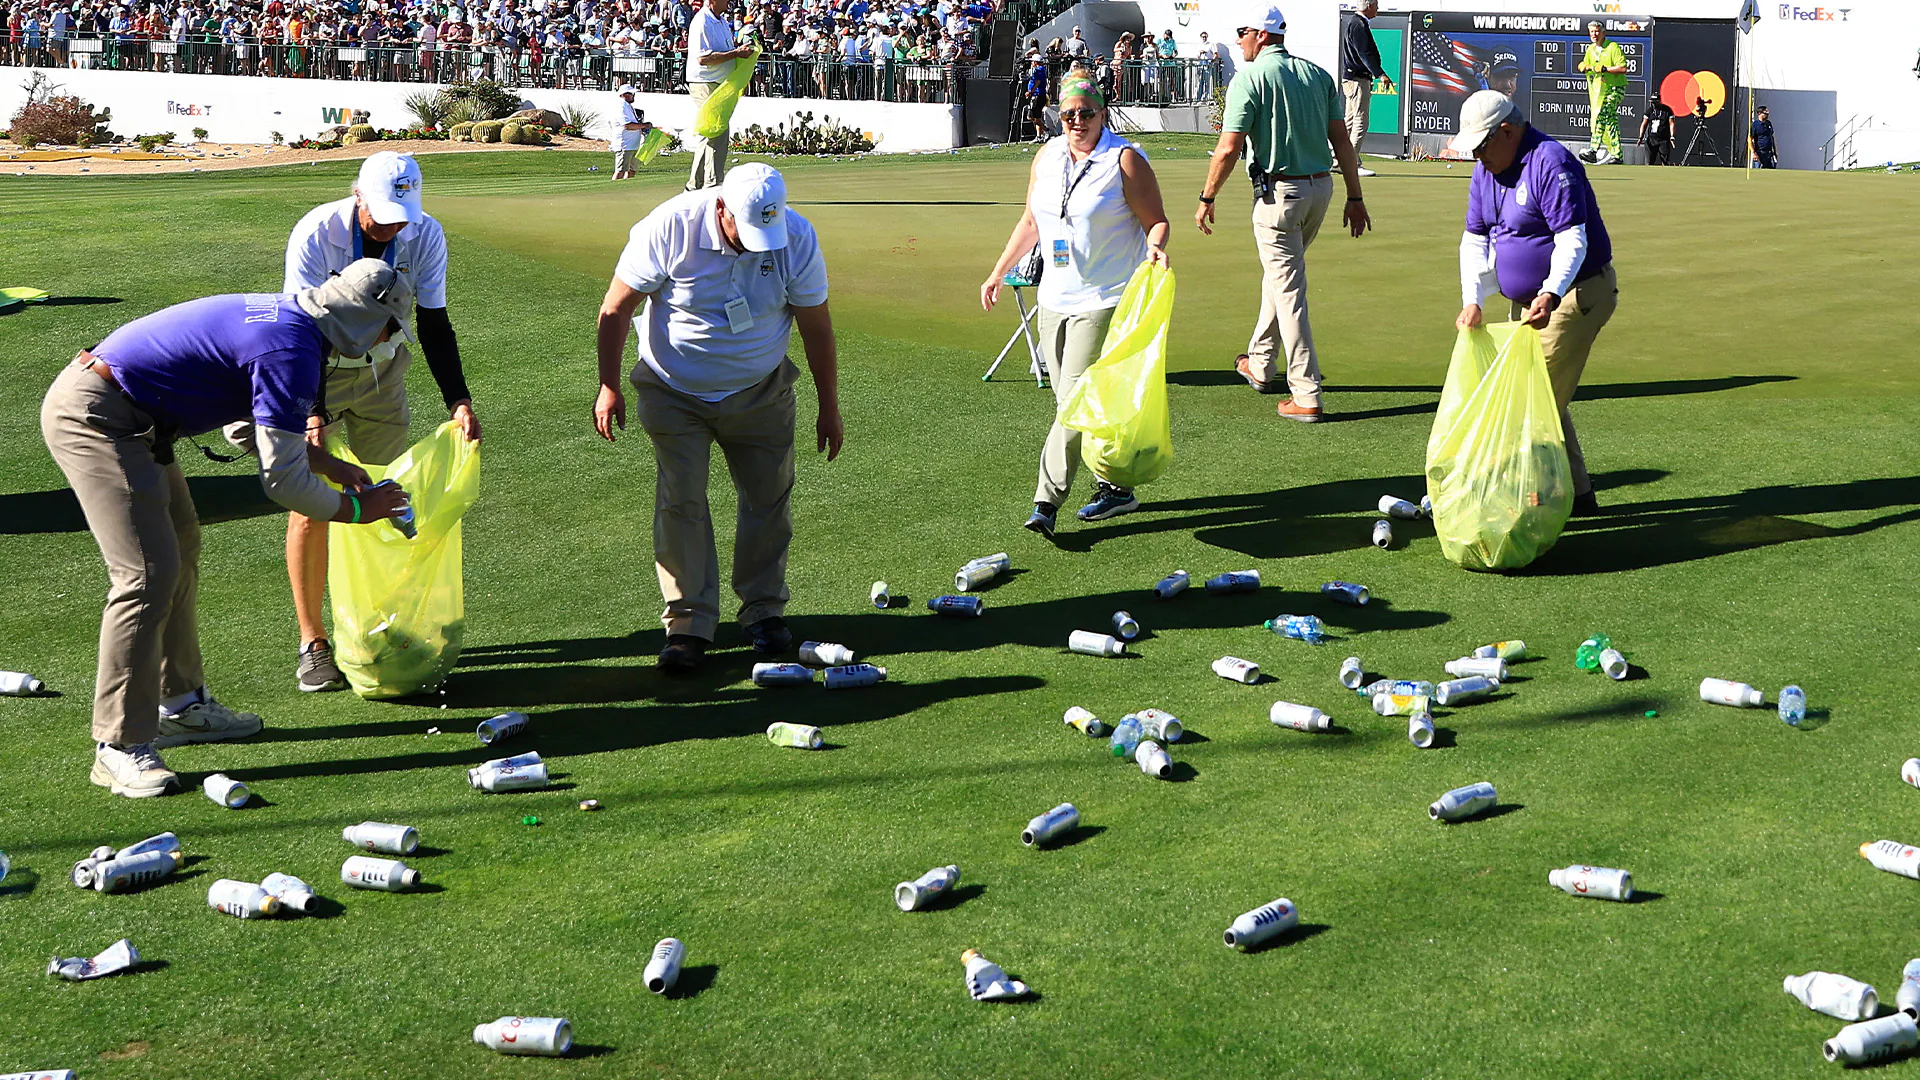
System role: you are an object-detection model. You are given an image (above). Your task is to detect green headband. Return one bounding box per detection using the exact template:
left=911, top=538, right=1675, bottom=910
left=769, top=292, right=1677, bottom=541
left=1059, top=76, right=1105, bottom=107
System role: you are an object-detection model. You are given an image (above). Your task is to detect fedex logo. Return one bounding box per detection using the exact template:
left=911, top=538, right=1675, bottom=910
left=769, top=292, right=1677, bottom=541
left=1778, top=4, right=1849, bottom=20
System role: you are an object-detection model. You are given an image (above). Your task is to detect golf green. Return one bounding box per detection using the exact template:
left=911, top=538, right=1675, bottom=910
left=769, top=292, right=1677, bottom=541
left=0, top=143, right=1916, bottom=1079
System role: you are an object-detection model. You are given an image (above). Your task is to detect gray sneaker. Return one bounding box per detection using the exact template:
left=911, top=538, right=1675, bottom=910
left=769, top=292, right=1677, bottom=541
left=91, top=741, right=180, bottom=798
left=298, top=640, right=347, bottom=693
left=154, top=696, right=263, bottom=748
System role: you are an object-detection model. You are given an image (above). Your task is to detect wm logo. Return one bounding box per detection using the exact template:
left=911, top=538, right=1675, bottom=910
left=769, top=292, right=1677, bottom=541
left=321, top=106, right=352, bottom=124
left=1592, top=1, right=1622, bottom=10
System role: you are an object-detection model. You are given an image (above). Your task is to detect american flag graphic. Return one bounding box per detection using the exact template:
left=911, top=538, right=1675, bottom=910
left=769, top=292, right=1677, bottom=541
left=1411, top=32, right=1485, bottom=97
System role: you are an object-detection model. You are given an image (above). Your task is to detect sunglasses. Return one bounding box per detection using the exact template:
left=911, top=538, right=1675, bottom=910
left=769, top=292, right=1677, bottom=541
left=1060, top=106, right=1099, bottom=121
left=1235, top=25, right=1255, bottom=37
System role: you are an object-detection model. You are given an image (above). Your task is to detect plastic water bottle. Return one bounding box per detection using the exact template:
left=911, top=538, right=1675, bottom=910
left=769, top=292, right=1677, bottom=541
left=1264, top=614, right=1325, bottom=644
left=766, top=722, right=824, bottom=749
left=1338, top=656, right=1364, bottom=690
left=1223, top=897, right=1297, bottom=951
left=644, top=938, right=685, bottom=994
left=1153, top=570, right=1190, bottom=598
left=1137, top=708, right=1182, bottom=743
left=1062, top=706, right=1108, bottom=737
left=476, top=711, right=530, bottom=744
left=1784, top=971, right=1879, bottom=1021
left=1362, top=679, right=1435, bottom=700
left=1574, top=633, right=1611, bottom=670
left=1109, top=715, right=1144, bottom=758
left=928, top=595, right=984, bottom=617
left=1204, top=570, right=1260, bottom=594
left=1320, top=581, right=1369, bottom=606
left=1826, top=1013, right=1920, bottom=1067
left=1779, top=684, right=1807, bottom=726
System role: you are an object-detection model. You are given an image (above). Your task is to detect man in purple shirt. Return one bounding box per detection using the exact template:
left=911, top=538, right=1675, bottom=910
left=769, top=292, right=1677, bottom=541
left=1450, top=90, right=1616, bottom=516
left=39, top=260, right=413, bottom=799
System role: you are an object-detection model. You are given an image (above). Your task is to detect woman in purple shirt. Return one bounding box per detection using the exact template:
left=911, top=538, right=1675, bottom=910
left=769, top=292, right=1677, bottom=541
left=1450, top=90, right=1617, bottom=517
left=38, top=260, right=412, bottom=800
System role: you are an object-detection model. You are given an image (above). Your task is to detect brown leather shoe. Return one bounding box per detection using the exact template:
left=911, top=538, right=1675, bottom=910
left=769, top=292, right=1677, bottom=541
left=1235, top=355, right=1283, bottom=394
left=658, top=634, right=709, bottom=674
left=1277, top=399, right=1323, bottom=423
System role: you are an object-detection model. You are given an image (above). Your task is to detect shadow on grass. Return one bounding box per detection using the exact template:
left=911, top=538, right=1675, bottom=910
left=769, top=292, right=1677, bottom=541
left=1041, top=825, right=1105, bottom=849
left=1458, top=804, right=1525, bottom=823
left=0, top=867, right=39, bottom=898
left=567, top=1045, right=619, bottom=1058
left=666, top=964, right=718, bottom=999
left=921, top=883, right=985, bottom=912
left=1627, top=890, right=1666, bottom=904
left=0, top=474, right=279, bottom=535
left=1240, top=922, right=1332, bottom=954
left=234, top=674, right=1046, bottom=782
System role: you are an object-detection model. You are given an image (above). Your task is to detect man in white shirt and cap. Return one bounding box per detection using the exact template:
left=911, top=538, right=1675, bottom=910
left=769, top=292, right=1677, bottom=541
left=612, top=83, right=650, bottom=178
left=684, top=0, right=755, bottom=190
left=592, top=163, right=845, bottom=673
left=276, top=151, right=482, bottom=693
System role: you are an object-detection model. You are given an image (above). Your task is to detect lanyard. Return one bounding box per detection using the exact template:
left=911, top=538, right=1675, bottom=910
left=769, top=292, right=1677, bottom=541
left=1059, top=146, right=1097, bottom=223
left=351, top=213, right=400, bottom=267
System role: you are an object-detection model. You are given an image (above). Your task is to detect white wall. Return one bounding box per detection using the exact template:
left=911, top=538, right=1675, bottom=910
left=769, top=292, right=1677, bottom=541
left=0, top=66, right=961, bottom=152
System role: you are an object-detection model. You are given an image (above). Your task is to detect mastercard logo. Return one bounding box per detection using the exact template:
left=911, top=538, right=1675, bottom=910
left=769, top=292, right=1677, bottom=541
left=1661, top=69, right=1727, bottom=117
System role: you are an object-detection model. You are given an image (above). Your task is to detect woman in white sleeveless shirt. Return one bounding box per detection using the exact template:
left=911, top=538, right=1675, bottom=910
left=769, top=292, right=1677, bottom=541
left=980, top=75, right=1170, bottom=536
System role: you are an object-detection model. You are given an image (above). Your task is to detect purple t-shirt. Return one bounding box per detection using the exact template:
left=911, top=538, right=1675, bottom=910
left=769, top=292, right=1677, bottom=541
left=1465, top=127, right=1611, bottom=301
left=93, top=293, right=326, bottom=437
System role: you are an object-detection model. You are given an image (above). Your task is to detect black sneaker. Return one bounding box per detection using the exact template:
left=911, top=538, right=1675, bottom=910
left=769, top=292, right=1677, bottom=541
left=297, top=640, right=347, bottom=692
left=658, top=634, right=709, bottom=673
left=1025, top=502, right=1058, bottom=538
left=745, top=617, right=794, bottom=655
left=1570, top=491, right=1601, bottom=518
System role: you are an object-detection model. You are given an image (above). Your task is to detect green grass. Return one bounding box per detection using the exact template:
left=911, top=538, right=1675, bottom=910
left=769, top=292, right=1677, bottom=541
left=1, top=146, right=1918, bottom=1079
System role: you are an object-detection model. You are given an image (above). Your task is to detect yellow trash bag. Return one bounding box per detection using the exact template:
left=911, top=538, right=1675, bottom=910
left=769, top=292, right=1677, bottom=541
left=693, top=48, right=761, bottom=139
left=1425, top=323, right=1573, bottom=572
left=636, top=126, right=672, bottom=165
left=1056, top=261, right=1176, bottom=489
left=328, top=421, right=481, bottom=698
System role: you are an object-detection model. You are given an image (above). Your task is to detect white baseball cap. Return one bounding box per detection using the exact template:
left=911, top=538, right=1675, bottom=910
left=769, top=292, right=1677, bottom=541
left=1240, top=1, right=1285, bottom=34
left=1448, top=89, right=1523, bottom=157
left=616, top=83, right=636, bottom=94
left=355, top=150, right=423, bottom=226
left=720, top=162, right=789, bottom=252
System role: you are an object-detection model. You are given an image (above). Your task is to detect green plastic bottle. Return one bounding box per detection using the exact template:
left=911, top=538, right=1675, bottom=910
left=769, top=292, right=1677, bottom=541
left=1575, top=633, right=1612, bottom=670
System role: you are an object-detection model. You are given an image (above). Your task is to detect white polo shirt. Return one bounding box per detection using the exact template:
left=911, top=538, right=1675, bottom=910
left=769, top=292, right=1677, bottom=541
left=617, top=98, right=644, bottom=150
left=685, top=4, right=735, bottom=83
left=614, top=189, right=829, bottom=402
left=285, top=196, right=449, bottom=308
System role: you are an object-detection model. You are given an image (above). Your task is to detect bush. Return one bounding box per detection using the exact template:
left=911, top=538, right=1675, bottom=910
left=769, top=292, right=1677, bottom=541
left=731, top=112, right=874, bottom=156
left=560, top=103, right=600, bottom=133
left=16, top=133, right=38, bottom=148
left=342, top=123, right=379, bottom=145
left=437, top=81, right=522, bottom=122
left=134, top=132, right=177, bottom=152
left=191, top=126, right=208, bottom=140
left=471, top=120, right=504, bottom=144
left=270, top=130, right=283, bottom=145
left=9, top=73, right=113, bottom=146
left=449, top=121, right=475, bottom=142
left=403, top=89, right=448, bottom=131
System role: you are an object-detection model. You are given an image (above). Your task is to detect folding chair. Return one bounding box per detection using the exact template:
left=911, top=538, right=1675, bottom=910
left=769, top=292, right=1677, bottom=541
left=982, top=263, right=1049, bottom=387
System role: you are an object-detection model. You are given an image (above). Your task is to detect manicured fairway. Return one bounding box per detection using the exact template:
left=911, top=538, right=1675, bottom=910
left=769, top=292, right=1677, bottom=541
left=1, top=143, right=1917, bottom=1079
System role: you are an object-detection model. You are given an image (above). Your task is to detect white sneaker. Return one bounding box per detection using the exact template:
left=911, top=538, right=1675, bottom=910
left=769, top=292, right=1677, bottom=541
left=1357, top=166, right=1377, bottom=177
left=91, top=742, right=180, bottom=798
left=154, top=696, right=263, bottom=748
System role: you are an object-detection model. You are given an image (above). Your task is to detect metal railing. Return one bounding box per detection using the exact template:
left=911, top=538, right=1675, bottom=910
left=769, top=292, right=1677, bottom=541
left=1, top=34, right=967, bottom=103
left=1025, top=56, right=1220, bottom=106
left=1821, top=113, right=1871, bottom=171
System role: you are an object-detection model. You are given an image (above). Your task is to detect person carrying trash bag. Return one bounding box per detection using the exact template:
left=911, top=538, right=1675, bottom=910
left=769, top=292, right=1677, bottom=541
left=979, top=72, right=1170, bottom=538
left=1452, top=89, right=1616, bottom=518
left=39, top=260, right=413, bottom=798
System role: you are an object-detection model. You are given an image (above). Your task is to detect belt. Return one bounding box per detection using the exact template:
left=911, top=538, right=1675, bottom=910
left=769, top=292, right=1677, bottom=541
left=1274, top=172, right=1330, bottom=181
left=79, top=350, right=119, bottom=389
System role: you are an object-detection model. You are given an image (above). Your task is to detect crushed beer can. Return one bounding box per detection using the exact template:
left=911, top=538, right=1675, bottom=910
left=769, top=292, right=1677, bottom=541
left=1062, top=706, right=1108, bottom=737
left=47, top=938, right=138, bottom=981
left=1430, top=782, right=1497, bottom=822
left=1785, top=971, right=1879, bottom=1021
left=767, top=722, right=824, bottom=749
left=896, top=865, right=959, bottom=912
left=961, top=948, right=1030, bottom=1001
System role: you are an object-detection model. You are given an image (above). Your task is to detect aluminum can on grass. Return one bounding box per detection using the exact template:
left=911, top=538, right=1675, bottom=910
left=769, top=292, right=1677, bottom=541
left=1135, top=740, right=1172, bottom=779
left=1700, top=677, right=1764, bottom=708
left=474, top=1016, right=572, bottom=1057
left=1270, top=701, right=1330, bottom=733
left=1223, top=897, right=1297, bottom=951
left=1111, top=611, right=1140, bottom=640
left=342, top=855, right=420, bottom=891
left=1136, top=708, right=1182, bottom=743
left=824, top=664, right=887, bottom=689
left=1549, top=865, right=1633, bottom=901
left=46, top=939, right=137, bottom=981
left=1062, top=706, right=1108, bottom=737
left=799, top=641, right=855, bottom=666
left=1371, top=519, right=1392, bottom=548
left=1213, top=656, right=1260, bottom=684
left=1338, top=656, right=1364, bottom=690
left=207, top=879, right=280, bottom=919
left=1430, top=782, right=1497, bottom=822
left=1785, top=971, right=1879, bottom=1021
left=343, top=821, right=420, bottom=855
left=928, top=595, right=984, bottom=617
left=1826, top=1013, right=1919, bottom=1067
left=1321, top=581, right=1369, bottom=606
left=1068, top=630, right=1125, bottom=657
left=1153, top=570, right=1190, bottom=598
left=1379, top=495, right=1421, bottom=519
left=753, top=662, right=816, bottom=687
left=476, top=711, right=530, bottom=744
left=94, top=849, right=178, bottom=894
left=1204, top=570, right=1260, bottom=594
left=1408, top=713, right=1435, bottom=749
left=202, top=773, right=250, bottom=809
left=1474, top=640, right=1526, bottom=660
left=1021, top=803, right=1078, bottom=847
left=469, top=762, right=550, bottom=792
left=1444, top=657, right=1508, bottom=681
left=896, top=865, right=959, bottom=911
left=1436, top=676, right=1499, bottom=707
left=1861, top=839, right=1920, bottom=880
left=1372, top=693, right=1431, bottom=717
left=644, top=938, right=685, bottom=994
left=767, top=722, right=824, bottom=749
left=261, top=872, right=319, bottom=914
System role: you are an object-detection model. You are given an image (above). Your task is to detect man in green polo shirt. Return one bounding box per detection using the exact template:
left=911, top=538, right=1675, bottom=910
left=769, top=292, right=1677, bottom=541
left=1578, top=20, right=1630, bottom=164
left=1196, top=2, right=1370, bottom=423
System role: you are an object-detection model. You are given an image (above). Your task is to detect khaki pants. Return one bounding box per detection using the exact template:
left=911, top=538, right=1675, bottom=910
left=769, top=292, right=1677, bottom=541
left=1034, top=304, right=1117, bottom=507
left=1508, top=263, right=1617, bottom=496
left=1342, top=78, right=1371, bottom=151
left=1244, top=175, right=1334, bottom=407
left=613, top=147, right=638, bottom=173
left=318, top=343, right=412, bottom=466
left=684, top=81, right=729, bottom=191
left=40, top=360, right=204, bottom=746
left=631, top=359, right=797, bottom=641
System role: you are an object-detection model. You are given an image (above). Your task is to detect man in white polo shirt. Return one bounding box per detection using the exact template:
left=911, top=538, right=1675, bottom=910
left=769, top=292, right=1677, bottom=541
left=613, top=84, right=649, bottom=179
left=592, top=162, right=845, bottom=673
left=278, top=151, right=482, bottom=692
left=684, top=0, right=755, bottom=190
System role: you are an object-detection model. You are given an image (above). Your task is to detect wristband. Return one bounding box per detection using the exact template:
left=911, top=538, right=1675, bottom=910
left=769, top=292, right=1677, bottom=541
left=1348, top=196, right=1365, bottom=202
left=1197, top=194, right=1214, bottom=204
left=348, top=494, right=362, bottom=524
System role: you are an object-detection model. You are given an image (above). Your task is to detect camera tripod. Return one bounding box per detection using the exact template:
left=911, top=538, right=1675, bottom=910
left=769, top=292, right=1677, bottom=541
left=1682, top=108, right=1724, bottom=165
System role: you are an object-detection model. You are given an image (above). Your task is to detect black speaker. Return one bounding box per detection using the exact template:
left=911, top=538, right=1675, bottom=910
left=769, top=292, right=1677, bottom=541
left=986, top=18, right=1018, bottom=79
left=964, top=78, right=1015, bottom=145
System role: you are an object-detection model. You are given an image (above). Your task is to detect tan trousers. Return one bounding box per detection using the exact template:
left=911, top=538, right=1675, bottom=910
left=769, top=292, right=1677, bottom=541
left=1342, top=78, right=1371, bottom=150
left=631, top=359, right=797, bottom=641
left=684, top=81, right=729, bottom=191
left=1035, top=304, right=1117, bottom=507
left=317, top=343, right=412, bottom=466
left=1244, top=175, right=1333, bottom=407
left=40, top=360, right=204, bottom=746
left=1508, top=263, right=1618, bottom=496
